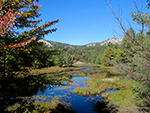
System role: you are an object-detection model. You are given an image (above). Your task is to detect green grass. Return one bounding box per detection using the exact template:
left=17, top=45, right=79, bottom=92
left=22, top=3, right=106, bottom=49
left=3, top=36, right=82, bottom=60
left=102, top=90, right=137, bottom=108
left=74, top=77, right=130, bottom=96
left=31, top=66, right=79, bottom=76
left=74, top=87, right=90, bottom=96
left=73, top=66, right=121, bottom=96
left=101, top=78, right=144, bottom=112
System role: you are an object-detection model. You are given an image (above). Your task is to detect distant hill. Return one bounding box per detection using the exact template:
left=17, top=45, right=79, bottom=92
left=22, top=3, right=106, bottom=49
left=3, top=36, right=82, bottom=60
left=86, top=38, right=123, bottom=47
left=38, top=38, right=123, bottom=48
left=47, top=41, right=74, bottom=49
left=37, top=38, right=123, bottom=64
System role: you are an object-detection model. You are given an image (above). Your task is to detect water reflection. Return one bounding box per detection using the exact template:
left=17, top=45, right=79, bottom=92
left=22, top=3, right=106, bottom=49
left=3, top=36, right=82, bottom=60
left=0, top=75, right=63, bottom=112
left=80, top=66, right=93, bottom=69
left=34, top=77, right=97, bottom=113
left=33, top=75, right=116, bottom=113
left=1, top=66, right=117, bottom=113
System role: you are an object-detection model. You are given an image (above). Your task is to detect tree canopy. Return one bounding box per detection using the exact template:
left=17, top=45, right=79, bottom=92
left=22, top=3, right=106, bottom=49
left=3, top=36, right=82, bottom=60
left=0, top=0, right=59, bottom=78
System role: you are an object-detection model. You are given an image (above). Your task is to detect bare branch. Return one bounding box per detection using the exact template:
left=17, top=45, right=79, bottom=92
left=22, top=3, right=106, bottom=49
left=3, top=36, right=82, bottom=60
left=109, top=25, right=124, bottom=38
left=105, top=0, right=150, bottom=55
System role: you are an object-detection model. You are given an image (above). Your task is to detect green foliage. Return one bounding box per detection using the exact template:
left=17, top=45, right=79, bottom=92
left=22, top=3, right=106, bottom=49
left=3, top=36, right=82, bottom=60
left=64, top=53, right=73, bottom=67
left=130, top=10, right=149, bottom=33
left=95, top=55, right=101, bottom=64
left=0, top=0, right=59, bottom=78
left=58, top=55, right=64, bottom=67
left=109, top=2, right=150, bottom=111
left=113, top=49, right=132, bottom=63
left=46, top=40, right=120, bottom=65
left=101, top=47, right=115, bottom=66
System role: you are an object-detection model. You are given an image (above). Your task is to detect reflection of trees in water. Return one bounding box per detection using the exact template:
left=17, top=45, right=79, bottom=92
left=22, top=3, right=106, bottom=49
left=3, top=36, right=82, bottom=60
left=39, top=84, right=47, bottom=93
left=51, top=103, right=76, bottom=113
left=85, top=95, right=117, bottom=113
left=0, top=75, right=56, bottom=112
left=4, top=100, right=76, bottom=113
left=92, top=99, right=118, bottom=113
left=0, top=81, right=37, bottom=112
left=0, top=66, right=117, bottom=113
left=70, top=66, right=101, bottom=77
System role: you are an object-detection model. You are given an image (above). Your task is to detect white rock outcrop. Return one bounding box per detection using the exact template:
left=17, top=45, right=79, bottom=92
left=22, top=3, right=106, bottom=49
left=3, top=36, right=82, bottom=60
left=86, top=43, right=96, bottom=47
left=37, top=39, right=53, bottom=47
left=100, top=38, right=122, bottom=46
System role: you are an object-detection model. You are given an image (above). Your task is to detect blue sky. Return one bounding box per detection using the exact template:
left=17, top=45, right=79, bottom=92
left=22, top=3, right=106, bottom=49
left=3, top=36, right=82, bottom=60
left=38, top=0, right=148, bottom=45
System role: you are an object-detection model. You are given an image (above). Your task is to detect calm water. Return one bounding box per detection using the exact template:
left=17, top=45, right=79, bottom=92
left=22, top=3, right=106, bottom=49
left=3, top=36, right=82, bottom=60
left=79, top=66, right=93, bottom=69
left=31, top=66, right=117, bottom=113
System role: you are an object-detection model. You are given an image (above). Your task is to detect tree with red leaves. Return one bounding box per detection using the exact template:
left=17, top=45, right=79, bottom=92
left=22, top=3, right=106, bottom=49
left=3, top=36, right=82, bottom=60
left=0, top=0, right=59, bottom=78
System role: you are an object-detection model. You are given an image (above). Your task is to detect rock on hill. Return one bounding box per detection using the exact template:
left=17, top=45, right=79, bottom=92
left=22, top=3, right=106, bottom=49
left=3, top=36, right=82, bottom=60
left=37, top=39, right=53, bottom=47
left=38, top=38, right=123, bottom=48
left=100, top=38, right=123, bottom=46
left=86, top=38, right=123, bottom=47
left=86, top=43, right=96, bottom=47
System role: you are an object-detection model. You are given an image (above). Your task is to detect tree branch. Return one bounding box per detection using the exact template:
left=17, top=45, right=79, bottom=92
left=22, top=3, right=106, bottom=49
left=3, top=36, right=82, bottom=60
left=105, top=0, right=150, bottom=55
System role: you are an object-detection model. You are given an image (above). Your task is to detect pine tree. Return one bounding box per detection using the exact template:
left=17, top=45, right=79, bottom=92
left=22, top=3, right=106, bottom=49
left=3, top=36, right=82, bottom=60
left=58, top=55, right=64, bottom=67
left=95, top=55, right=101, bottom=64
left=64, top=53, right=73, bottom=67
left=101, top=47, right=115, bottom=66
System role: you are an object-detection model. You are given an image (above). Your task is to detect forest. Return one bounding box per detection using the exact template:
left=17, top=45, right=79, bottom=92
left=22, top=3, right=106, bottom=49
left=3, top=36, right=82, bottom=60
left=1, top=0, right=150, bottom=113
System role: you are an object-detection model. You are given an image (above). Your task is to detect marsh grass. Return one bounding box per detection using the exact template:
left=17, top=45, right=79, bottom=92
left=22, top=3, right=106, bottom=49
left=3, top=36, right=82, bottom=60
left=74, top=69, right=126, bottom=96
left=54, top=86, right=72, bottom=90
left=77, top=81, right=87, bottom=84
left=101, top=78, right=144, bottom=112
left=31, top=66, right=79, bottom=77
left=102, top=90, right=136, bottom=108
left=73, top=65, right=143, bottom=111
left=6, top=100, right=75, bottom=113
left=74, top=77, right=129, bottom=96
left=77, top=73, right=86, bottom=77
left=74, top=87, right=90, bottom=97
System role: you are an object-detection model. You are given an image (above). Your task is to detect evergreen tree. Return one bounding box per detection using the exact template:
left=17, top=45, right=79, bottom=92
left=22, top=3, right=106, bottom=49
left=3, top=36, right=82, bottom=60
left=95, top=55, right=101, bottom=64
left=101, top=47, right=115, bottom=66
left=106, top=1, right=150, bottom=111
left=0, top=0, right=59, bottom=78
left=64, top=53, right=73, bottom=67
left=58, top=55, right=64, bottom=67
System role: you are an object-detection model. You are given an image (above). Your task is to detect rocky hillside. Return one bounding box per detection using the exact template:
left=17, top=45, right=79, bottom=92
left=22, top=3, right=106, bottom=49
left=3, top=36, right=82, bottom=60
left=86, top=43, right=96, bottom=47
left=86, top=38, right=123, bottom=47
left=99, top=38, right=123, bottom=46
left=38, top=38, right=123, bottom=48
left=37, top=39, right=53, bottom=47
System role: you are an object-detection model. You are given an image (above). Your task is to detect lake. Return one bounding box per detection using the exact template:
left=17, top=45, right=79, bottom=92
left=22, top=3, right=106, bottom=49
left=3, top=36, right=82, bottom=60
left=30, top=66, right=117, bottom=113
